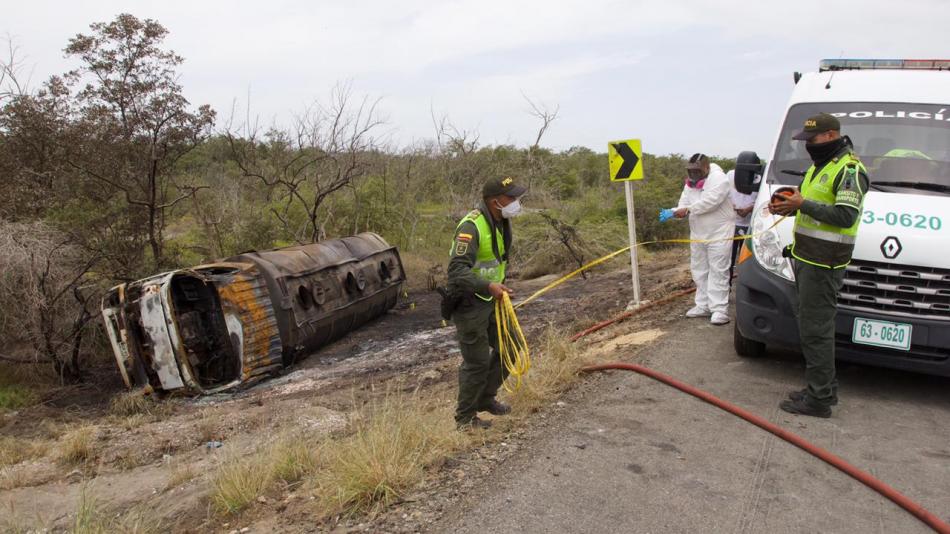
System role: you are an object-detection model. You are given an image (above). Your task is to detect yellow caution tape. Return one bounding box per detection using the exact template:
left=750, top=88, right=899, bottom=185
left=515, top=215, right=787, bottom=309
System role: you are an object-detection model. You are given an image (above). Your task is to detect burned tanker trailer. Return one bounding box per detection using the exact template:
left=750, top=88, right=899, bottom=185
left=100, top=233, right=405, bottom=395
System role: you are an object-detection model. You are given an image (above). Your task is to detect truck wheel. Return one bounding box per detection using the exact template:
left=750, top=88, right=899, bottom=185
left=734, top=322, right=766, bottom=358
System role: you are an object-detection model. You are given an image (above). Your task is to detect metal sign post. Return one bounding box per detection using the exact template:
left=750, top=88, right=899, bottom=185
left=608, top=139, right=644, bottom=307
left=623, top=180, right=641, bottom=305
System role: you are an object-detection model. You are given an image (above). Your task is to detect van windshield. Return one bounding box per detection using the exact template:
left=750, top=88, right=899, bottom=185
left=770, top=103, right=950, bottom=195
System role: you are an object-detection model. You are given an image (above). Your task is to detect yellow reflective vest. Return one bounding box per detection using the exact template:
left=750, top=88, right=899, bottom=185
left=454, top=210, right=506, bottom=301
left=791, top=153, right=867, bottom=269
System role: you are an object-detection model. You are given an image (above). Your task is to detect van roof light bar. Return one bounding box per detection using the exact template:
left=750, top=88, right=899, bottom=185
left=820, top=59, right=950, bottom=71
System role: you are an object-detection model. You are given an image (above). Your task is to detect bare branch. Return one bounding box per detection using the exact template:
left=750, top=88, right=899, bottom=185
left=225, top=82, right=384, bottom=242
left=522, top=92, right=559, bottom=149
left=156, top=184, right=209, bottom=210
left=0, top=34, right=32, bottom=101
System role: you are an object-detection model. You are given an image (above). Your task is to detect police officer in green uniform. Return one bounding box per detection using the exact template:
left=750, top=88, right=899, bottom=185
left=770, top=113, right=869, bottom=418
left=447, top=176, right=526, bottom=429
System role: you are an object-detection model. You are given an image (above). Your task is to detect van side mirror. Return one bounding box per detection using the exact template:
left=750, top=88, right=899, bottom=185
left=734, top=151, right=763, bottom=195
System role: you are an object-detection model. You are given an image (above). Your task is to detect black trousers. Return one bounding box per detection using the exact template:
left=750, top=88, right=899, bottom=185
left=793, top=260, right=845, bottom=406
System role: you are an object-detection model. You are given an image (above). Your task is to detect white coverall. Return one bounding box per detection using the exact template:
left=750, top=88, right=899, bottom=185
left=676, top=163, right=735, bottom=315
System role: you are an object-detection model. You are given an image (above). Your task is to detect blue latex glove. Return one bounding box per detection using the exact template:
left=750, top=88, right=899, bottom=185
left=658, top=208, right=674, bottom=223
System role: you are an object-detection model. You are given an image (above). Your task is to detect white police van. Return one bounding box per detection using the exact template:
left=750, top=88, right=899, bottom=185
left=734, top=59, right=950, bottom=376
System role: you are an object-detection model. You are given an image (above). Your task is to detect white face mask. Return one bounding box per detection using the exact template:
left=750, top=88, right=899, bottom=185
left=498, top=198, right=523, bottom=219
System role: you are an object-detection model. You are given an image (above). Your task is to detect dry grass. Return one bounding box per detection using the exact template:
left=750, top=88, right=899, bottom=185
left=107, top=507, right=165, bottom=534
left=165, top=462, right=198, bottom=490
left=210, top=392, right=465, bottom=519
left=210, top=451, right=275, bottom=514
left=57, top=426, right=96, bottom=466
left=120, top=413, right=149, bottom=431
left=0, top=436, right=49, bottom=468
left=115, top=450, right=149, bottom=471
left=0, top=503, right=51, bottom=534
left=39, top=419, right=66, bottom=440
left=71, top=485, right=164, bottom=534
left=270, top=437, right=320, bottom=485
left=195, top=412, right=220, bottom=443
left=0, top=468, right=28, bottom=491
left=72, top=485, right=102, bottom=534
left=107, top=391, right=174, bottom=434
left=309, top=392, right=467, bottom=517
left=210, top=434, right=322, bottom=514
left=109, top=391, right=154, bottom=417
left=504, top=325, right=598, bottom=414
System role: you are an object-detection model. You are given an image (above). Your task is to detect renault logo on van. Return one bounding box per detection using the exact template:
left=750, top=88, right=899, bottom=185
left=880, top=236, right=903, bottom=259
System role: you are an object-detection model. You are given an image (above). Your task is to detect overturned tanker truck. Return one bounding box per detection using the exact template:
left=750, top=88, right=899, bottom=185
left=100, top=233, right=405, bottom=395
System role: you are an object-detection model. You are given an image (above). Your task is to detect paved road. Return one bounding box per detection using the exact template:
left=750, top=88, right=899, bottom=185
left=439, top=307, right=950, bottom=534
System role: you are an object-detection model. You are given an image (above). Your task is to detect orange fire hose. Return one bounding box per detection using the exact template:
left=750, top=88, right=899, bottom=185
left=580, top=362, right=950, bottom=534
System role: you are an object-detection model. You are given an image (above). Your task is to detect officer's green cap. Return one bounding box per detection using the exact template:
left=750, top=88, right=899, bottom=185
left=483, top=176, right=527, bottom=198
left=792, top=112, right=841, bottom=140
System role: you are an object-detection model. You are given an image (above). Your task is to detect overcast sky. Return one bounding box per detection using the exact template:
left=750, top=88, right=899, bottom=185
left=4, top=0, right=949, bottom=158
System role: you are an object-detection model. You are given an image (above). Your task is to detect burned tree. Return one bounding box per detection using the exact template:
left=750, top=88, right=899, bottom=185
left=226, top=84, right=384, bottom=244
left=538, top=211, right=588, bottom=278
left=0, top=220, right=100, bottom=382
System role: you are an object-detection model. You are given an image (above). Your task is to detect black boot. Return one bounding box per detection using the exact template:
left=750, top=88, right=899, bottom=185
left=479, top=399, right=511, bottom=416
left=787, top=388, right=838, bottom=406
left=779, top=396, right=831, bottom=418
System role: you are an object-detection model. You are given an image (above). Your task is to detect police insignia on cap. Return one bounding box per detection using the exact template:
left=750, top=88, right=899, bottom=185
left=502, top=177, right=513, bottom=187
left=805, top=119, right=817, bottom=128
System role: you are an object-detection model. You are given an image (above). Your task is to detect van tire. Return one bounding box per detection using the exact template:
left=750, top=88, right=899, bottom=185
left=734, top=323, right=766, bottom=358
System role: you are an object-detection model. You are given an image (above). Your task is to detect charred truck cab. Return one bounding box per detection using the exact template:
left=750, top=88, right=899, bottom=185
left=734, top=59, right=950, bottom=377
left=101, top=233, right=406, bottom=394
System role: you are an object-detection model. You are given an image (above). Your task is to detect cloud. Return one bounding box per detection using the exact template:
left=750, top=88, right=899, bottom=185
left=4, top=0, right=950, bottom=156
left=460, top=51, right=648, bottom=101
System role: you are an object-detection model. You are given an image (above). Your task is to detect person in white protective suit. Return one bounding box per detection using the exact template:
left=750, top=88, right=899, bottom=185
left=672, top=153, right=735, bottom=325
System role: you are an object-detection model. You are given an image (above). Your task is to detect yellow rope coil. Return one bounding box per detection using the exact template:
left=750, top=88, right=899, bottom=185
left=495, top=292, right=530, bottom=393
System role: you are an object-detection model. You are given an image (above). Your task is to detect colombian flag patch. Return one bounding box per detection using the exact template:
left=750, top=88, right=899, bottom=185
left=457, top=233, right=473, bottom=242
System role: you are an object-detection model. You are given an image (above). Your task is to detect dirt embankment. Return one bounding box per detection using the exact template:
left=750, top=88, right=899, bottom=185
left=1, top=247, right=691, bottom=533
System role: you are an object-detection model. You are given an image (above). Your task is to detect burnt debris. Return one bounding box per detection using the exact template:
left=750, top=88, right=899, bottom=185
left=101, top=233, right=405, bottom=394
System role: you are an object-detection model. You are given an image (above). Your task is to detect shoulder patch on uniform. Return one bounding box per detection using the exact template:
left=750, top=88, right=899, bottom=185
left=457, top=233, right=473, bottom=242
left=455, top=241, right=469, bottom=256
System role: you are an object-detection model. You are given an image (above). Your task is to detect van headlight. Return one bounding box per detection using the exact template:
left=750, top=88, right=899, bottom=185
left=750, top=208, right=795, bottom=281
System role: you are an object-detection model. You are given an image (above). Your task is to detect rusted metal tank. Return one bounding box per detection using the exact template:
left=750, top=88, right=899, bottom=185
left=101, top=233, right=405, bottom=394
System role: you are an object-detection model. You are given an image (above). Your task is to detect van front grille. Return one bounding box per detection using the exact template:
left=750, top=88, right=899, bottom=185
left=837, top=259, right=950, bottom=321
